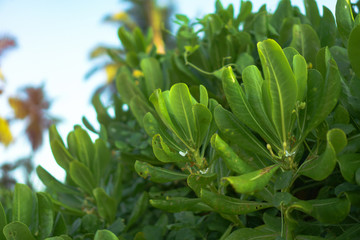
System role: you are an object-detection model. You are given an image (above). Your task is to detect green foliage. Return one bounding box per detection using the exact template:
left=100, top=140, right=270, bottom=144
left=2, top=0, right=360, bottom=239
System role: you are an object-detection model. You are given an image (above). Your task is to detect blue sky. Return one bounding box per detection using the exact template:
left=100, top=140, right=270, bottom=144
left=0, top=0, right=337, bottom=188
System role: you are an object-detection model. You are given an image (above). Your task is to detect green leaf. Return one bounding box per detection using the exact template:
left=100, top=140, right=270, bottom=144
left=348, top=25, right=360, bottom=78
left=226, top=228, right=279, bottom=240
left=143, top=112, right=184, bottom=152
left=270, top=0, right=292, bottom=32
left=49, top=124, right=65, bottom=146
left=140, top=57, right=164, bottom=97
left=211, top=133, right=254, bottom=174
left=290, top=196, right=351, bottom=224
left=36, top=166, right=80, bottom=195
left=214, top=105, right=271, bottom=160
left=0, top=202, right=7, bottom=240
left=152, top=134, right=187, bottom=163
left=338, top=154, right=360, bottom=183
left=199, top=85, right=208, bottom=107
left=223, top=165, right=279, bottom=194
left=169, top=83, right=197, bottom=145
left=258, top=39, right=297, bottom=145
left=221, top=67, right=278, bottom=147
left=301, top=49, right=341, bottom=137
left=126, top=192, right=148, bottom=231
left=290, top=24, right=321, bottom=64
left=274, top=171, right=293, bottom=190
left=295, top=236, right=326, bottom=240
left=52, top=213, right=68, bottom=236
left=45, top=236, right=72, bottom=240
left=187, top=173, right=217, bottom=196
left=242, top=65, right=278, bottom=140
left=304, top=0, right=320, bottom=28
left=93, top=139, right=110, bottom=184
left=74, top=127, right=94, bottom=168
left=300, top=128, right=347, bottom=181
left=134, top=160, right=188, bottom=183
left=12, top=183, right=34, bottom=227
left=193, top=103, right=212, bottom=148
left=93, top=188, right=117, bottom=223
left=318, top=6, right=337, bottom=47
left=118, top=26, right=136, bottom=52
left=150, top=197, right=212, bottom=213
left=236, top=1, right=252, bottom=24
left=91, top=94, right=111, bottom=126
left=69, top=161, right=96, bottom=195
left=133, top=27, right=146, bottom=52
left=94, top=229, right=118, bottom=240
left=293, top=54, right=307, bottom=102
left=50, top=139, right=75, bottom=171
left=336, top=0, right=354, bottom=45
left=37, top=192, right=53, bottom=239
left=200, top=189, right=271, bottom=215
left=3, top=222, right=35, bottom=240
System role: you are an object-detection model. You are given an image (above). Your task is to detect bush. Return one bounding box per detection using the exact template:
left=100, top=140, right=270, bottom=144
left=1, top=0, right=360, bottom=239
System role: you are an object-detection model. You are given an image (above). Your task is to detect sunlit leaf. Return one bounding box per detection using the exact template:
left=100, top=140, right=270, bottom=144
left=3, top=222, right=35, bottom=240
left=12, top=183, right=34, bottom=227
left=0, top=117, right=12, bottom=146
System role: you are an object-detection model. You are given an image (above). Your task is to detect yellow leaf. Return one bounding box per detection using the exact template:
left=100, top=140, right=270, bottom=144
left=112, top=12, right=129, bottom=21
left=132, top=69, right=144, bottom=78
left=0, top=117, right=13, bottom=146
left=8, top=97, right=28, bottom=119
left=0, top=68, right=4, bottom=81
left=105, top=64, right=118, bottom=83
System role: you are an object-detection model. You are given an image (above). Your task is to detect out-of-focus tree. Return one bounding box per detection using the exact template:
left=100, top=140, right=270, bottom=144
left=0, top=35, right=58, bottom=189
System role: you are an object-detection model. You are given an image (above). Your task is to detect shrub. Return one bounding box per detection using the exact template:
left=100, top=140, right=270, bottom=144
left=1, top=0, right=360, bottom=239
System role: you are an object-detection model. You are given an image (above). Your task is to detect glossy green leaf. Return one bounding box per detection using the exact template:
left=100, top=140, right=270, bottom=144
left=270, top=0, right=292, bottom=32
left=37, top=192, right=53, bottom=239
left=242, top=65, right=278, bottom=140
left=134, top=160, right=188, bottom=183
left=66, top=131, right=78, bottom=158
left=211, top=133, right=254, bottom=174
left=302, top=50, right=341, bottom=137
left=258, top=39, right=297, bottom=144
left=223, top=165, right=279, bottom=194
left=150, top=197, right=212, bottom=213
left=69, top=161, right=96, bottom=194
left=338, top=153, right=360, bottom=183
left=143, top=112, right=184, bottom=152
left=149, top=89, right=185, bottom=141
left=226, top=228, right=279, bottom=240
left=221, top=67, right=277, bottom=146
left=290, top=24, right=321, bottom=64
left=199, top=85, right=208, bottom=107
left=94, top=229, right=118, bottom=240
left=335, top=0, right=354, bottom=45
left=348, top=25, right=360, bottom=78
left=279, top=17, right=301, bottom=47
left=214, top=105, right=271, bottom=160
left=300, top=128, right=347, bottom=181
left=200, top=189, right=271, bottom=215
left=36, top=166, right=80, bottom=195
left=152, top=134, right=187, bottom=163
left=126, top=192, right=148, bottom=231
left=12, top=183, right=34, bottom=227
left=50, top=139, right=75, bottom=171
left=0, top=202, right=6, bottom=240
left=140, top=57, right=164, bottom=96
left=169, top=83, right=197, bottom=145
left=3, top=222, right=35, bottom=240
left=319, top=6, right=337, bottom=47
left=193, top=103, right=212, bottom=148
left=93, top=188, right=117, bottom=223
left=293, top=54, right=307, bottom=102
left=74, top=127, right=94, bottom=168
left=304, top=0, right=320, bottom=28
